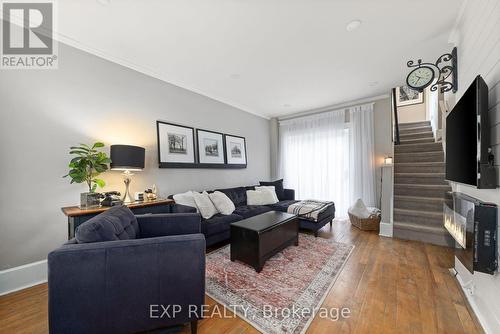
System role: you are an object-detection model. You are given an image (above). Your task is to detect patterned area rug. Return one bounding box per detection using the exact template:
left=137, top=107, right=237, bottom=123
left=206, top=234, right=354, bottom=334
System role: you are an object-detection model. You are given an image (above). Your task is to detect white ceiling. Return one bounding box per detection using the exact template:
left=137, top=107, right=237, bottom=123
left=54, top=0, right=463, bottom=118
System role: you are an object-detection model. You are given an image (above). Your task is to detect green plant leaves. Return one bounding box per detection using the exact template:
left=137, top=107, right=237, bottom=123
left=69, top=150, right=89, bottom=155
left=70, top=156, right=82, bottom=164
left=94, top=179, right=106, bottom=188
left=63, top=142, right=112, bottom=192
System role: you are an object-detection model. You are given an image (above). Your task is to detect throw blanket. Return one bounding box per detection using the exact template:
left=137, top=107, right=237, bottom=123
left=287, top=200, right=334, bottom=222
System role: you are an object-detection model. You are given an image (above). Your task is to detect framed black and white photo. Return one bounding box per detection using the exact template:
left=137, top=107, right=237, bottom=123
left=157, top=121, right=196, bottom=167
left=196, top=129, right=225, bottom=165
left=224, top=134, right=247, bottom=168
left=396, top=85, right=424, bottom=107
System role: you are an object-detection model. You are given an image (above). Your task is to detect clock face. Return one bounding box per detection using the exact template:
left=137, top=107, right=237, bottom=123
left=406, top=66, right=434, bottom=90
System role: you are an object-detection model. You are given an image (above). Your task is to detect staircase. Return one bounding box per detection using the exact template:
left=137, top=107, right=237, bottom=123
left=393, top=121, right=454, bottom=247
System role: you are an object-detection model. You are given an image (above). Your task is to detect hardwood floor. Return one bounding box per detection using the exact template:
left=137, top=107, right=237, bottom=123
left=0, top=219, right=483, bottom=334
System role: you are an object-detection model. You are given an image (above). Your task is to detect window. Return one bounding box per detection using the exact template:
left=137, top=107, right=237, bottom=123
left=279, top=104, right=376, bottom=216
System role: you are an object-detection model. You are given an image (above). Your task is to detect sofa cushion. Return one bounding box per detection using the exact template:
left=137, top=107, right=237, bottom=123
left=173, top=191, right=198, bottom=212
left=193, top=191, right=219, bottom=219
left=202, top=213, right=242, bottom=236
left=259, top=179, right=285, bottom=200
left=246, top=189, right=278, bottom=205
left=208, top=191, right=235, bottom=215
left=233, top=205, right=272, bottom=219
left=267, top=200, right=299, bottom=212
left=75, top=206, right=139, bottom=243
left=216, top=187, right=247, bottom=207
left=255, top=186, right=279, bottom=203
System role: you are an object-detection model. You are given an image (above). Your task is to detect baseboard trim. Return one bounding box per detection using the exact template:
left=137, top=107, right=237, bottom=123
left=0, top=260, right=48, bottom=296
left=379, top=222, right=393, bottom=237
left=452, top=262, right=493, bottom=334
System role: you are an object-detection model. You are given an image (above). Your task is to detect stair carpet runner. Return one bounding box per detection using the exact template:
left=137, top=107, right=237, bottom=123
left=393, top=120, right=454, bottom=247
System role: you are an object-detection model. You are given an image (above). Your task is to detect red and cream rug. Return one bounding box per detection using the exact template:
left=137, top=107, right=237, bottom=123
left=206, top=234, right=354, bottom=334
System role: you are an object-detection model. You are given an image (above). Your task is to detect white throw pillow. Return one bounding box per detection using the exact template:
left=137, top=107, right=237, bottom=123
left=173, top=191, right=198, bottom=212
left=348, top=198, right=371, bottom=219
left=193, top=191, right=219, bottom=219
left=255, top=186, right=279, bottom=203
left=246, top=190, right=263, bottom=205
left=208, top=191, right=235, bottom=215
left=246, top=189, right=278, bottom=206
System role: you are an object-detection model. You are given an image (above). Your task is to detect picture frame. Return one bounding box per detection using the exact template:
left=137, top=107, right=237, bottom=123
left=224, top=134, right=247, bottom=168
left=157, top=121, right=196, bottom=168
left=396, top=85, right=424, bottom=107
left=196, top=129, right=225, bottom=166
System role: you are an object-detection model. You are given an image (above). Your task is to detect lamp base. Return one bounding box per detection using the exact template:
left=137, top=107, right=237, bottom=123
left=122, top=171, right=134, bottom=204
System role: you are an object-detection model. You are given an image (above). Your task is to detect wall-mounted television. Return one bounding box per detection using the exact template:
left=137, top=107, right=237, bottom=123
left=445, top=75, right=496, bottom=188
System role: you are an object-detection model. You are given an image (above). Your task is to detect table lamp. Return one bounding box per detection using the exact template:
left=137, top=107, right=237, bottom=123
left=110, top=145, right=145, bottom=203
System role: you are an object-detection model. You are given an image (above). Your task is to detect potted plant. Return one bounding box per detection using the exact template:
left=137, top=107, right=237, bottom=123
left=63, top=142, right=112, bottom=208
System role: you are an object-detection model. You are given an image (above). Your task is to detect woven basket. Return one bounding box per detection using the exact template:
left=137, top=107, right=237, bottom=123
left=348, top=211, right=381, bottom=231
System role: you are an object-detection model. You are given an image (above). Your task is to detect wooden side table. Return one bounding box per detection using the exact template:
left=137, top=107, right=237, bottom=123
left=61, top=199, right=175, bottom=239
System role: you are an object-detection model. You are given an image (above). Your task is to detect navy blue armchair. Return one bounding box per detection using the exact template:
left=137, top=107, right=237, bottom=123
left=48, top=206, right=205, bottom=334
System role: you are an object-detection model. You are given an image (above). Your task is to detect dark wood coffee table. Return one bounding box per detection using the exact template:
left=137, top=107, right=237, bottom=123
left=230, top=211, right=299, bottom=272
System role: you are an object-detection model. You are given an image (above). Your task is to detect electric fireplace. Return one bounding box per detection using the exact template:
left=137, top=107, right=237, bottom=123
left=444, top=192, right=498, bottom=275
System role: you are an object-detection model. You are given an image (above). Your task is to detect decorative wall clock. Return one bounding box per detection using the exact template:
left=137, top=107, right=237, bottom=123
left=406, top=47, right=458, bottom=93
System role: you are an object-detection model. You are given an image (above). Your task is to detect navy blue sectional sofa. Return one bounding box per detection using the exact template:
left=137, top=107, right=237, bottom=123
left=170, top=185, right=335, bottom=246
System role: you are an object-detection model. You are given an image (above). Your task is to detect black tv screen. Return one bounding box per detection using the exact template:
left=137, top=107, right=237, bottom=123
left=445, top=76, right=489, bottom=187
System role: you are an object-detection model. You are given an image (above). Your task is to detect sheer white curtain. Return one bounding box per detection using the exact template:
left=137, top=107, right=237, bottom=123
left=279, top=109, right=351, bottom=215
left=279, top=103, right=376, bottom=217
left=348, top=104, right=376, bottom=207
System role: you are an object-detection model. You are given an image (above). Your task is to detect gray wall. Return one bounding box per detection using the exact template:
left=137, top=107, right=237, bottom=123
left=0, top=43, right=271, bottom=270
left=373, top=98, right=392, bottom=207
left=397, top=89, right=427, bottom=124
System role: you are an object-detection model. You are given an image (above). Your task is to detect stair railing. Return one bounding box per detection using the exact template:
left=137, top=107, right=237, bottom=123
left=392, top=87, right=400, bottom=145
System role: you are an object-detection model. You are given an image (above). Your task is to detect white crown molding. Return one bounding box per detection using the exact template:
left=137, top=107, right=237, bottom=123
left=0, top=260, right=47, bottom=296
left=1, top=8, right=387, bottom=122
left=0, top=9, right=270, bottom=120
left=278, top=94, right=390, bottom=121
left=52, top=32, right=272, bottom=120
left=51, top=31, right=391, bottom=123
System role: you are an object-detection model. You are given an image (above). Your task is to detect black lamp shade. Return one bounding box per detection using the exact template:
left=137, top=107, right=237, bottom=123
left=110, top=145, right=145, bottom=171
